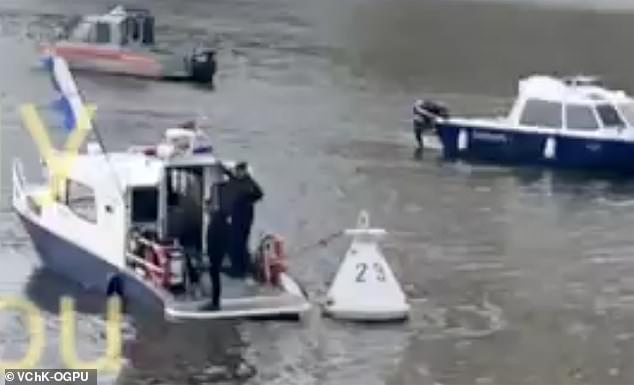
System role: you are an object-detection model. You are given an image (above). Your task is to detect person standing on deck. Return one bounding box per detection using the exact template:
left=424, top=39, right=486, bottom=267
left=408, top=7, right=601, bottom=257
left=205, top=182, right=230, bottom=311
left=222, top=162, right=264, bottom=279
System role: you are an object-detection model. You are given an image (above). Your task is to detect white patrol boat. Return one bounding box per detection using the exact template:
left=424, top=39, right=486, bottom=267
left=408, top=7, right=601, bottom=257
left=12, top=57, right=310, bottom=320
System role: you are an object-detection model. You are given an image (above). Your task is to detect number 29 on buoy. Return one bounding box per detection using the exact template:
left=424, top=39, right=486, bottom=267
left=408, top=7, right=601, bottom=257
left=355, top=262, right=386, bottom=282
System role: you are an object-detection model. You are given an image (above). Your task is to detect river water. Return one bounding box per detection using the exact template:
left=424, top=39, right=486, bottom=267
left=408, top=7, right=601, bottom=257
left=1, top=0, right=634, bottom=384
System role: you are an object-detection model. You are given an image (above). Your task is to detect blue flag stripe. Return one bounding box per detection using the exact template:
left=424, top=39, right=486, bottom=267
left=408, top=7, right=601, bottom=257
left=42, top=54, right=90, bottom=132
left=42, top=56, right=61, bottom=93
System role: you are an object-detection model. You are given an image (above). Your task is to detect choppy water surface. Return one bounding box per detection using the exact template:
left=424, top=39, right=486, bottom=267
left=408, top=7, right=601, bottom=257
left=1, top=0, right=634, bottom=384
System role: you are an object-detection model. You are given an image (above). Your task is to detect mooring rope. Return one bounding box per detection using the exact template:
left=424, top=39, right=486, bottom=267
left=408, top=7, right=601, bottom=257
left=292, top=230, right=344, bottom=255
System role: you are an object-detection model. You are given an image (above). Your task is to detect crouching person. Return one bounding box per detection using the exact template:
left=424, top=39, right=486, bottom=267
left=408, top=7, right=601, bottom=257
left=412, top=99, right=449, bottom=150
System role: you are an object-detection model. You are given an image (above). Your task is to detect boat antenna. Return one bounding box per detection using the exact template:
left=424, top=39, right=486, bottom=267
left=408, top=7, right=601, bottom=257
left=80, top=90, right=126, bottom=203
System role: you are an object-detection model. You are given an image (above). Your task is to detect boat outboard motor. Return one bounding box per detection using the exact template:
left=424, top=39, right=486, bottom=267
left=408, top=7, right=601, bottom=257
left=190, top=47, right=216, bottom=84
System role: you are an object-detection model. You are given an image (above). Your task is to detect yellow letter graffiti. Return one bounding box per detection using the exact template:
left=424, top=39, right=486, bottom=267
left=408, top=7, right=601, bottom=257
left=19, top=103, right=96, bottom=207
left=59, top=296, right=122, bottom=372
left=0, top=297, right=45, bottom=370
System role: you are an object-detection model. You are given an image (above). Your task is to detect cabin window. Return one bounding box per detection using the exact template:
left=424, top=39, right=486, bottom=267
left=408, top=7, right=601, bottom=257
left=131, top=187, right=158, bottom=223
left=95, top=22, right=111, bottom=44
left=596, top=104, right=626, bottom=128
left=519, top=99, right=562, bottom=129
left=565, top=104, right=599, bottom=131
left=66, top=179, right=97, bottom=223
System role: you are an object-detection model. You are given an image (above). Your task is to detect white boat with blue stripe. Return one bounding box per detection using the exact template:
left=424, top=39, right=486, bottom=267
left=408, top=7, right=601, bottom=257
left=12, top=56, right=310, bottom=320
left=432, top=75, right=634, bottom=174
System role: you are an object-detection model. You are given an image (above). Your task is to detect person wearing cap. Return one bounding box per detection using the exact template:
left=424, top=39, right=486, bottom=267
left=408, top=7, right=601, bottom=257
left=221, top=161, right=264, bottom=278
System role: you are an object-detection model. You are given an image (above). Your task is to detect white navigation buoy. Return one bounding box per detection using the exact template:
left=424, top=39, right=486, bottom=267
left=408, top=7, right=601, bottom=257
left=323, top=211, right=410, bottom=321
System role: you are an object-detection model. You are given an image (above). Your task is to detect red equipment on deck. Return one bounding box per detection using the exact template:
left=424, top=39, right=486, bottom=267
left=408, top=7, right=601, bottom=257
left=255, top=234, right=289, bottom=286
left=129, top=233, right=187, bottom=290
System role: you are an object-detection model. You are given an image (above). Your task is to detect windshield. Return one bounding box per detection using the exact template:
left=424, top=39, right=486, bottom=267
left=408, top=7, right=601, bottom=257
left=596, top=103, right=626, bottom=128
left=616, top=102, right=634, bottom=128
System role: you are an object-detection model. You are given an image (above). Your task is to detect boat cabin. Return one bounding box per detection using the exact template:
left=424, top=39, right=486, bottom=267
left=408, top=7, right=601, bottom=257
left=506, top=75, right=634, bottom=134
left=123, top=130, right=226, bottom=262
left=127, top=154, right=221, bottom=259
left=60, top=6, right=155, bottom=47
left=35, top=128, right=227, bottom=273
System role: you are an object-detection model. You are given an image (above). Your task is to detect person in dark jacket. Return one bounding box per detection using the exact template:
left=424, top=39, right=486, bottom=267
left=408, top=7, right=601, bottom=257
left=413, top=99, right=427, bottom=150
left=412, top=99, right=449, bottom=150
left=205, top=183, right=231, bottom=310
left=222, top=161, right=264, bottom=278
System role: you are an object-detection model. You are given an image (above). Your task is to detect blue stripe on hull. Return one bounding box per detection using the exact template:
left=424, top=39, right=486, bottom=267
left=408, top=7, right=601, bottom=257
left=17, top=214, right=164, bottom=310
left=436, top=123, right=634, bottom=174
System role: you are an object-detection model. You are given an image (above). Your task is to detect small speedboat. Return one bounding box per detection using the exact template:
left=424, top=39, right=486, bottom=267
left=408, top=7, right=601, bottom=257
left=426, top=75, right=634, bottom=174
left=41, top=6, right=216, bottom=84
left=12, top=56, right=309, bottom=320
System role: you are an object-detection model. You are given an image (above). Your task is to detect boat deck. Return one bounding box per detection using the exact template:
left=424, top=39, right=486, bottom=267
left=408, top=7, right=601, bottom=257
left=165, top=272, right=311, bottom=320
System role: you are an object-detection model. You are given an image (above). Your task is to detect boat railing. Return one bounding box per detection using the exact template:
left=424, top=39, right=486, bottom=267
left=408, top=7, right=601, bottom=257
left=562, top=75, right=601, bottom=87
left=12, top=159, right=25, bottom=200
left=126, top=252, right=164, bottom=275
left=12, top=159, right=42, bottom=216
left=125, top=7, right=152, bottom=16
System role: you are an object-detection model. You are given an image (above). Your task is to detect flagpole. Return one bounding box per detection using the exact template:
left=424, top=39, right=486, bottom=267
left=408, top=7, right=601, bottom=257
left=48, top=55, right=126, bottom=206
